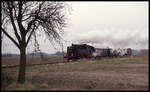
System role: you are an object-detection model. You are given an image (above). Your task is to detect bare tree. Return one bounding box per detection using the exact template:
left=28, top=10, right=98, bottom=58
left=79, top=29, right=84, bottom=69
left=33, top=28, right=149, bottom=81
left=1, top=1, right=70, bottom=83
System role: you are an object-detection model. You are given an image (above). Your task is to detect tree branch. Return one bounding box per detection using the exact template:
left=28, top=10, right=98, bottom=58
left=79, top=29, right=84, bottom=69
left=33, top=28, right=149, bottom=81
left=17, top=1, right=26, bottom=37
left=26, top=2, right=45, bottom=32
left=26, top=19, right=36, bottom=32
left=26, top=23, right=36, bottom=47
left=11, top=1, right=18, bottom=19
left=7, top=2, right=21, bottom=43
left=1, top=28, right=20, bottom=49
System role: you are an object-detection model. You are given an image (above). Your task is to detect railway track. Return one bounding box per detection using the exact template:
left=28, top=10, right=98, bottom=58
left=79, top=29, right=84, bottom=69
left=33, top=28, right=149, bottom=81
left=2, top=59, right=88, bottom=68
left=2, top=60, right=70, bottom=68
left=2, top=56, right=128, bottom=68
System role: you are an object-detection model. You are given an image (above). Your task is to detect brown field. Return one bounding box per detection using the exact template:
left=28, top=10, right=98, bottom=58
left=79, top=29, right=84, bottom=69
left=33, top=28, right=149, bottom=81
left=1, top=54, right=149, bottom=91
left=2, top=56, right=66, bottom=67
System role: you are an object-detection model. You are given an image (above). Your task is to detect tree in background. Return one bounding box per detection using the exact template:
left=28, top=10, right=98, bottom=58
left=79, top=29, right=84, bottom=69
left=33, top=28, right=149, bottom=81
left=1, top=1, right=70, bottom=83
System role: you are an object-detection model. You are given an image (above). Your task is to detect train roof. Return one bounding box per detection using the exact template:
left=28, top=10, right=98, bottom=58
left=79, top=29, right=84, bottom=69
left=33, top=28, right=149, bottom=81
left=72, top=44, right=94, bottom=47
left=95, top=48, right=112, bottom=50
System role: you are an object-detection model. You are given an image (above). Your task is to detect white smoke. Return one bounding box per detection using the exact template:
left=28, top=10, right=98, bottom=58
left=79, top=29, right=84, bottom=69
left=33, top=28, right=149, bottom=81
left=72, top=27, right=148, bottom=49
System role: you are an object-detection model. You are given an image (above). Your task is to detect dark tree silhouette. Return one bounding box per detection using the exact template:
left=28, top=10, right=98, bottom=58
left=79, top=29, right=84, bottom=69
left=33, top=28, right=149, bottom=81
left=1, top=1, right=69, bottom=83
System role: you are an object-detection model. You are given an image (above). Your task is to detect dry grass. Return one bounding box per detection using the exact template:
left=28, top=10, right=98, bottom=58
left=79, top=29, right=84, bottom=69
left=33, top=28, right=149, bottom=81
left=2, top=54, right=149, bottom=91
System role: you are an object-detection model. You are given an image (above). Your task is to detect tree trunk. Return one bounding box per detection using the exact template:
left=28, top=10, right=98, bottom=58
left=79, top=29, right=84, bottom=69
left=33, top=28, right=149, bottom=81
left=18, top=45, right=26, bottom=84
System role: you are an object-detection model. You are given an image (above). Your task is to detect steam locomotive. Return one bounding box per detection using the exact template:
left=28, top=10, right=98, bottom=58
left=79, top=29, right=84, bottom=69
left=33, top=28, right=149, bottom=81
left=64, top=44, right=95, bottom=61
left=64, top=44, right=132, bottom=61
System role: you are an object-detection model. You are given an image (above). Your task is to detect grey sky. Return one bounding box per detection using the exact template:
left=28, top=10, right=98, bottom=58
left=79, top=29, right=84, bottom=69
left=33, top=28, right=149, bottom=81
left=2, top=1, right=149, bottom=54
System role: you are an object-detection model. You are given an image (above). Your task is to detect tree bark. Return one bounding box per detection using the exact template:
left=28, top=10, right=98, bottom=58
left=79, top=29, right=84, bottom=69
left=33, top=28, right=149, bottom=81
left=18, top=45, right=26, bottom=84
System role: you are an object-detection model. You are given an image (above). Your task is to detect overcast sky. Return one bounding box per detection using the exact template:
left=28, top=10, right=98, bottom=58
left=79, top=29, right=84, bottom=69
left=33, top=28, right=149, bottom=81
left=2, top=1, right=149, bottom=54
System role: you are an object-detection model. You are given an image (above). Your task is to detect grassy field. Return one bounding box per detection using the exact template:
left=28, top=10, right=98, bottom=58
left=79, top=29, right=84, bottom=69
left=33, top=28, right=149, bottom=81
left=1, top=54, right=149, bottom=91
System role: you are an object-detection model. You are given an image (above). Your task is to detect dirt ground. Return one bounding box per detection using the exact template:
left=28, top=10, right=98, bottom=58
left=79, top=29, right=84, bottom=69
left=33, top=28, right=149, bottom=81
left=1, top=54, right=149, bottom=90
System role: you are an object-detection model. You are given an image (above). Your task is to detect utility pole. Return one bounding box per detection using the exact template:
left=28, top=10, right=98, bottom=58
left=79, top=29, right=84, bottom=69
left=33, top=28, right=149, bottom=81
left=61, top=42, right=64, bottom=61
